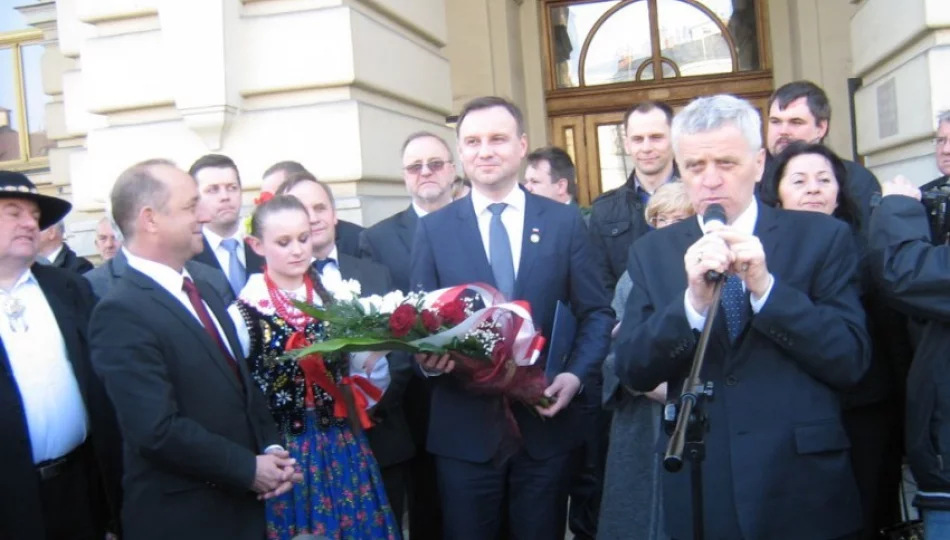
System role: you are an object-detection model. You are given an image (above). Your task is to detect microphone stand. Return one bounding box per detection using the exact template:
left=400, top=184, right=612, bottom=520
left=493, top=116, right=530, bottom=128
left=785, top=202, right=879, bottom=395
left=663, top=275, right=724, bottom=540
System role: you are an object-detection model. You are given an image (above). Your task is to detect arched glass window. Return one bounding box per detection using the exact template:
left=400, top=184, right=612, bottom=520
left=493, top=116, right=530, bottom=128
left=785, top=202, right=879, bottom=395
left=550, top=0, right=762, bottom=89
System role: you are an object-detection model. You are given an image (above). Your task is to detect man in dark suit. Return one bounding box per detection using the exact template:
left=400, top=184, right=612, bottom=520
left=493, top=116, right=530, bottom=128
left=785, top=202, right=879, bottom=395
left=89, top=159, right=298, bottom=540
left=189, top=154, right=265, bottom=297
left=759, top=81, right=880, bottom=228
left=278, top=171, right=415, bottom=528
left=37, top=221, right=94, bottom=273
left=86, top=240, right=235, bottom=304
left=359, top=131, right=456, bottom=539
left=615, top=95, right=870, bottom=540
left=918, top=110, right=950, bottom=193
left=262, top=160, right=365, bottom=257
left=411, top=96, right=613, bottom=540
left=0, top=171, right=121, bottom=540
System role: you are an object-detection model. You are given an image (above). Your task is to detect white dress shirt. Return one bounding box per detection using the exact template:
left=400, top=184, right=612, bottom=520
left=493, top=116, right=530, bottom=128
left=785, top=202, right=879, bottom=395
left=412, top=202, right=429, bottom=218
left=1, top=270, right=88, bottom=463
left=124, top=248, right=237, bottom=358
left=470, top=184, right=526, bottom=275
left=203, top=227, right=246, bottom=272
left=683, top=200, right=775, bottom=330
left=315, top=246, right=343, bottom=293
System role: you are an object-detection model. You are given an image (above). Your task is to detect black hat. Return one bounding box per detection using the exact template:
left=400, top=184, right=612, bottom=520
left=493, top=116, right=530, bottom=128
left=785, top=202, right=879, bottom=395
left=0, top=171, right=72, bottom=230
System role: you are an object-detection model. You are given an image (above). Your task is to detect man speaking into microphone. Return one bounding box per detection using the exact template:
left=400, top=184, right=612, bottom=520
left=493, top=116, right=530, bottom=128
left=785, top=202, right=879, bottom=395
left=613, top=95, right=870, bottom=540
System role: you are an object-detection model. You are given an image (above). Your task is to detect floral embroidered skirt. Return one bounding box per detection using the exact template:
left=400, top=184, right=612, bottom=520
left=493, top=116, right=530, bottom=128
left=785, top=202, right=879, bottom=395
left=265, top=413, right=401, bottom=540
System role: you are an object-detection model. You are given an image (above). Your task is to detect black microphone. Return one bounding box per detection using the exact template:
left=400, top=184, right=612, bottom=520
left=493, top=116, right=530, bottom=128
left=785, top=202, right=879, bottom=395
left=702, top=203, right=728, bottom=282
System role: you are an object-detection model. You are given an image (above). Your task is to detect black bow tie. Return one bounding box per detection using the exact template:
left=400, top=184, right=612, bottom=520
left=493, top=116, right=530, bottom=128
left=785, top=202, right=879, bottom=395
left=314, top=258, right=336, bottom=273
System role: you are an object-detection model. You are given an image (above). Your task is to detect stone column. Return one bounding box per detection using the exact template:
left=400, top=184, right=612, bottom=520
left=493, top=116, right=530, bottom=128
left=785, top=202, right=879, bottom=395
left=850, top=0, right=950, bottom=184
left=55, top=0, right=453, bottom=226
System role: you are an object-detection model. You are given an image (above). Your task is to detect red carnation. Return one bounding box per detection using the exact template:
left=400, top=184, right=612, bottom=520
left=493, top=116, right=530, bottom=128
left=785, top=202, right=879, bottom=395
left=389, top=304, right=418, bottom=337
left=437, top=299, right=467, bottom=326
left=420, top=309, right=441, bottom=333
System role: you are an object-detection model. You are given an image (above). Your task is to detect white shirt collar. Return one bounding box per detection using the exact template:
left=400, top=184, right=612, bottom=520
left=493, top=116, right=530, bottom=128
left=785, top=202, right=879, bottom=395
left=202, top=226, right=243, bottom=250
left=412, top=202, right=429, bottom=218
left=3, top=268, right=36, bottom=293
left=697, top=198, right=759, bottom=236
left=471, top=184, right=526, bottom=216
left=45, top=244, right=64, bottom=264
left=312, top=245, right=339, bottom=264
left=123, top=247, right=192, bottom=295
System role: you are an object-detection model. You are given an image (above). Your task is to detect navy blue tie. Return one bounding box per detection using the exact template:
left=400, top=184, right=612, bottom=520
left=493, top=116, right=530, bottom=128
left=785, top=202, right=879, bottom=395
left=721, top=274, right=747, bottom=342
left=314, top=258, right=336, bottom=274
left=487, top=203, right=515, bottom=300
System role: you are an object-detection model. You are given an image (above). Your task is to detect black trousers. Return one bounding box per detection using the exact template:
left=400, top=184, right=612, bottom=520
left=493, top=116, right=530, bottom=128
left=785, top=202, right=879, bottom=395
left=380, top=461, right=409, bottom=533
left=38, top=445, right=104, bottom=540
left=407, top=450, right=443, bottom=539
left=436, top=451, right=572, bottom=540
left=568, top=405, right=611, bottom=540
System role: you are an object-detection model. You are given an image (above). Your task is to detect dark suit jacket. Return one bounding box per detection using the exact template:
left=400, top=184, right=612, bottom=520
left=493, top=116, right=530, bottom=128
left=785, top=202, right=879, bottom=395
left=0, top=265, right=122, bottom=540
left=89, top=266, right=280, bottom=540
left=191, top=235, right=265, bottom=287
left=51, top=243, right=94, bottom=274
left=335, top=254, right=414, bottom=468
left=86, top=250, right=235, bottom=305
left=410, top=192, right=613, bottom=462
left=615, top=203, right=870, bottom=540
left=359, top=206, right=417, bottom=292
left=336, top=219, right=365, bottom=258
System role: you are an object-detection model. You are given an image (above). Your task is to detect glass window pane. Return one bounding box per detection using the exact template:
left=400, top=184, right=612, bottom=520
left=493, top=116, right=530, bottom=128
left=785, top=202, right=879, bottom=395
left=550, top=1, right=620, bottom=88
left=0, top=47, right=22, bottom=163
left=657, top=0, right=737, bottom=78
left=21, top=43, right=49, bottom=158
left=583, top=2, right=652, bottom=86
left=596, top=123, right=632, bottom=193
left=0, top=0, right=31, bottom=33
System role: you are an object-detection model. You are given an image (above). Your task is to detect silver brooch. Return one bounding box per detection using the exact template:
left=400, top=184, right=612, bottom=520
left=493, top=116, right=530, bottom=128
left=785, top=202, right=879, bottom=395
left=1, top=295, right=28, bottom=332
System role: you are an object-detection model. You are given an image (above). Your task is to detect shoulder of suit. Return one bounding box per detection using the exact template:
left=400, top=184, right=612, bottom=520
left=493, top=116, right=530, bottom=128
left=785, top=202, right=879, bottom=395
left=340, top=252, right=388, bottom=274
left=591, top=185, right=627, bottom=207
left=337, top=219, right=365, bottom=234
left=365, top=208, right=408, bottom=234
left=771, top=204, right=850, bottom=234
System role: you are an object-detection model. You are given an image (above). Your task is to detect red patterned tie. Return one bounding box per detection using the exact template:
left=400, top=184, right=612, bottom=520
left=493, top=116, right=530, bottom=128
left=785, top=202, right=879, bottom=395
left=182, top=277, right=243, bottom=387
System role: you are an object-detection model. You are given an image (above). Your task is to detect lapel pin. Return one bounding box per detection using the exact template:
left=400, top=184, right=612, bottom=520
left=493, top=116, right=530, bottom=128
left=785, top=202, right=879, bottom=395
left=530, top=228, right=541, bottom=244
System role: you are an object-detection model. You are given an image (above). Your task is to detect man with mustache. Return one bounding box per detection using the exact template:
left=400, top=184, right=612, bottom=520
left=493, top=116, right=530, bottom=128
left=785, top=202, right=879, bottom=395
left=760, top=81, right=880, bottom=228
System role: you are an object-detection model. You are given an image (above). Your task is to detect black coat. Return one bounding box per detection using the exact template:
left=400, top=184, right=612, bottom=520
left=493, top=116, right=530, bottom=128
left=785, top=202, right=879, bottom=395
left=89, top=265, right=281, bottom=540
left=868, top=195, right=950, bottom=503
left=336, top=254, right=415, bottom=468
left=51, top=243, right=94, bottom=274
left=336, top=219, right=365, bottom=259
left=359, top=206, right=417, bottom=293
left=0, top=265, right=122, bottom=540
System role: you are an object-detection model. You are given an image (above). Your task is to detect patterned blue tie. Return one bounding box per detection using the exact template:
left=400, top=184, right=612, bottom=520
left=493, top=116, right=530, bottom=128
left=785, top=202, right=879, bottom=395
left=220, top=238, right=246, bottom=296
left=487, top=203, right=515, bottom=300
left=721, top=274, right=747, bottom=342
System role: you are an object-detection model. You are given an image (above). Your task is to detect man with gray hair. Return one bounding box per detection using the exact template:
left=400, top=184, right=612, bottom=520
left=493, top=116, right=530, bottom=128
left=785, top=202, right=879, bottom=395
left=919, top=110, right=950, bottom=192
left=37, top=221, right=93, bottom=274
left=613, top=94, right=870, bottom=539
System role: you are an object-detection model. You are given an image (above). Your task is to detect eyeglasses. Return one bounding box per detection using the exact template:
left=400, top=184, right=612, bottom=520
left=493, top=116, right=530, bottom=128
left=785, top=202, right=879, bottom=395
left=935, top=137, right=949, bottom=148
left=404, top=159, right=451, bottom=175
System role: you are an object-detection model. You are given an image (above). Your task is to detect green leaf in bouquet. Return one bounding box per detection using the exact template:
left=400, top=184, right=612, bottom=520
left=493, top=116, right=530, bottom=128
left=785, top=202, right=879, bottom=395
left=287, top=337, right=422, bottom=357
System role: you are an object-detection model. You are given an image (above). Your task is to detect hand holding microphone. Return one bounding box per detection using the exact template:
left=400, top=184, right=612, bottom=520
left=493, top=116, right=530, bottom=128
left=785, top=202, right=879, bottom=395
left=685, top=203, right=771, bottom=313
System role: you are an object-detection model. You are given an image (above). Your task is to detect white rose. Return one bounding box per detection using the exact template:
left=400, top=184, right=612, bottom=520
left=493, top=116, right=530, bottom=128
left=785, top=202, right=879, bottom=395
left=358, top=294, right=384, bottom=313
left=379, top=290, right=407, bottom=314
left=327, top=278, right=362, bottom=302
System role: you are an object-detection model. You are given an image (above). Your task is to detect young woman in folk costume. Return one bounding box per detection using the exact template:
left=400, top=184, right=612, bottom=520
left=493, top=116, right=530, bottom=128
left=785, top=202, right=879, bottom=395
left=228, top=195, right=400, bottom=540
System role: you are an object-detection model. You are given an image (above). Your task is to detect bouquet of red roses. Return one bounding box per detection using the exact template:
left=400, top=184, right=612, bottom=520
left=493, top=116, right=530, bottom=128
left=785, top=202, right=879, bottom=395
left=289, top=281, right=553, bottom=411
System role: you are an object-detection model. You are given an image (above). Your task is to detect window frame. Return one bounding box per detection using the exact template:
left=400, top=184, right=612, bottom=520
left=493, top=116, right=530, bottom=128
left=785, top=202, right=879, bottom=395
left=0, top=27, right=49, bottom=172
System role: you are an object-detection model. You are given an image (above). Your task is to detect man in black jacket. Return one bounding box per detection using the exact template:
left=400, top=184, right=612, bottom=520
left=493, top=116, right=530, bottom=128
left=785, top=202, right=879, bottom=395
left=868, top=175, right=950, bottom=539
left=759, top=81, right=880, bottom=228
left=37, top=221, right=94, bottom=274
left=0, top=171, right=121, bottom=540
left=918, top=111, right=950, bottom=193
left=588, top=101, right=678, bottom=293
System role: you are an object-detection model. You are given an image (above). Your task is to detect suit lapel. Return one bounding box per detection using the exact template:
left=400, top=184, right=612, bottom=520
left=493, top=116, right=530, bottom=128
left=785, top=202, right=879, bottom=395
left=397, top=207, right=417, bottom=252
left=126, top=268, right=245, bottom=398
left=336, top=253, right=359, bottom=283
left=456, top=200, right=496, bottom=286
left=514, top=195, right=544, bottom=299
left=197, top=278, right=251, bottom=398
left=244, top=243, right=264, bottom=275
left=753, top=202, right=782, bottom=268
left=679, top=220, right=731, bottom=352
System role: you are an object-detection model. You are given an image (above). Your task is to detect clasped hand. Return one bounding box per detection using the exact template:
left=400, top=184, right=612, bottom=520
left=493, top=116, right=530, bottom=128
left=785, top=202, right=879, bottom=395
left=684, top=223, right=769, bottom=314
left=252, top=448, right=301, bottom=500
